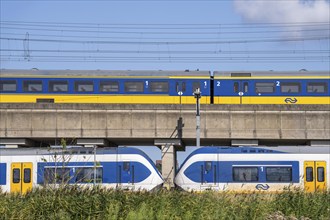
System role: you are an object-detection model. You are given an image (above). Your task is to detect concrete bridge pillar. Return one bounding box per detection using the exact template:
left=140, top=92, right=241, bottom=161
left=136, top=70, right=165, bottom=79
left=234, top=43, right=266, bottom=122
left=155, top=139, right=182, bottom=189
left=161, top=144, right=176, bottom=189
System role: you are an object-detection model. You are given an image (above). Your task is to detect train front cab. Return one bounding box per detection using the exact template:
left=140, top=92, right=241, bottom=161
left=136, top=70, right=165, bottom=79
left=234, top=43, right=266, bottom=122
left=304, top=161, right=327, bottom=192
left=10, top=162, right=33, bottom=194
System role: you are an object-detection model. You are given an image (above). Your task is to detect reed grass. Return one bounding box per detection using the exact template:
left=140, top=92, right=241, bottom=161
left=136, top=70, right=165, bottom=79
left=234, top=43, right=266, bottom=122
left=0, top=187, right=329, bottom=220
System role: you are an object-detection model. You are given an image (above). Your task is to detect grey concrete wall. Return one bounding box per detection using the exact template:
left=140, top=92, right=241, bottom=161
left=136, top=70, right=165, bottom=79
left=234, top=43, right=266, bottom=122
left=161, top=145, right=176, bottom=189
left=0, top=104, right=329, bottom=146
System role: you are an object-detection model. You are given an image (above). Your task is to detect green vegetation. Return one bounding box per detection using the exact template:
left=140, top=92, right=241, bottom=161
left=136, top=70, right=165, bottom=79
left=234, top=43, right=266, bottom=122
left=0, top=188, right=329, bottom=220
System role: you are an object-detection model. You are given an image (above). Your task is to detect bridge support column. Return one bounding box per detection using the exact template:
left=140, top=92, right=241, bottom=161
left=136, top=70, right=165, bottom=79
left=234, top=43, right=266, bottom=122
left=155, top=139, right=182, bottom=189
left=161, top=144, right=176, bottom=189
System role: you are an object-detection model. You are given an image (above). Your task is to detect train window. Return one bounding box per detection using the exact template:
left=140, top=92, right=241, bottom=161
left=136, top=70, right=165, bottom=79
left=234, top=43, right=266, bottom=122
left=234, top=82, right=239, bottom=93
left=100, top=81, right=119, bottom=92
left=266, top=167, right=292, bottom=182
left=43, top=168, right=70, bottom=184
left=23, top=168, right=31, bottom=183
left=74, top=81, right=94, bottom=92
left=255, top=82, right=275, bottom=93
left=150, top=82, right=169, bottom=93
left=74, top=167, right=103, bottom=183
left=306, top=167, right=313, bottom=182
left=205, top=161, right=212, bottom=172
left=13, top=168, right=20, bottom=183
left=281, top=83, right=300, bottom=93
left=0, top=80, right=16, bottom=92
left=317, top=167, right=325, bottom=182
left=125, top=82, right=143, bottom=92
left=23, top=80, right=43, bottom=92
left=192, top=82, right=200, bottom=93
left=49, top=80, right=68, bottom=92
left=233, top=167, right=258, bottom=182
left=123, top=162, right=130, bottom=171
left=176, top=82, right=186, bottom=93
left=243, top=82, right=248, bottom=93
left=307, top=82, right=327, bottom=93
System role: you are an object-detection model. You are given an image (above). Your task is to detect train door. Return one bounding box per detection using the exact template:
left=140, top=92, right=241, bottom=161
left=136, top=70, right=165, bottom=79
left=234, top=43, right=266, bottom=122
left=10, top=162, right=33, bottom=194
left=119, top=162, right=134, bottom=189
left=233, top=81, right=249, bottom=104
left=201, top=161, right=218, bottom=189
left=176, top=81, right=186, bottom=104
left=304, top=161, right=327, bottom=192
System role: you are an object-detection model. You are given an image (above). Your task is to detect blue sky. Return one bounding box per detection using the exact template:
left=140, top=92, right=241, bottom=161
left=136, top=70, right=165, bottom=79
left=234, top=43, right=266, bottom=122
left=1, top=0, right=329, bottom=72
left=1, top=0, right=329, bottom=165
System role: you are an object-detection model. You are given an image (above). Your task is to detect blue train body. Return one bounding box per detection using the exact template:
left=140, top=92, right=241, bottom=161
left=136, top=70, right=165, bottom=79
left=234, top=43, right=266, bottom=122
left=0, top=70, right=211, bottom=104
left=0, top=69, right=329, bottom=104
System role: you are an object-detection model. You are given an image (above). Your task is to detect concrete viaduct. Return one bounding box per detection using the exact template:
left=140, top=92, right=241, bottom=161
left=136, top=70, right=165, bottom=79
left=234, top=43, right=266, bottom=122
left=1, top=104, right=329, bottom=187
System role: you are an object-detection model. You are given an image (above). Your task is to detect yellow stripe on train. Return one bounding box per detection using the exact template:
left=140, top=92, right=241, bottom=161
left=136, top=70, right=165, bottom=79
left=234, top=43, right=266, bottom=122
left=213, top=96, right=330, bottom=104
left=0, top=94, right=210, bottom=104
left=1, top=95, right=328, bottom=104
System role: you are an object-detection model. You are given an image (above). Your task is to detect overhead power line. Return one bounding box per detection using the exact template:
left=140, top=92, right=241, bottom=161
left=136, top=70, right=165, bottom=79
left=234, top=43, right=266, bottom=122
left=2, top=20, right=329, bottom=26
left=2, top=32, right=329, bottom=41
left=1, top=36, right=329, bottom=45
left=2, top=26, right=329, bottom=35
left=2, top=49, right=328, bottom=55
left=1, top=20, right=329, bottom=65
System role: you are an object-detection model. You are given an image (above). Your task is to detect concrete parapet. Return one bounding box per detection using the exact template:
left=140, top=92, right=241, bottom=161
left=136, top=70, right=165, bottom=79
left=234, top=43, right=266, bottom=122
left=0, top=104, right=329, bottom=146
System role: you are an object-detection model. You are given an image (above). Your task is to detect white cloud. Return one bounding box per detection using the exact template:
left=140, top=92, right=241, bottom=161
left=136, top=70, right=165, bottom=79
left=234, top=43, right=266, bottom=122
left=234, top=0, right=330, bottom=24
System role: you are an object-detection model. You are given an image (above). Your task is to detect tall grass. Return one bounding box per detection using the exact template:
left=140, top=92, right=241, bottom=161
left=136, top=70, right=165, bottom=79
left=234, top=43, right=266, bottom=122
left=0, top=187, right=329, bottom=220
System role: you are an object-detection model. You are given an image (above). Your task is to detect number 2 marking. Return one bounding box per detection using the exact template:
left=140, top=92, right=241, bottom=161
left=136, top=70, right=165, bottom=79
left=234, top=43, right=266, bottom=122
left=276, top=81, right=280, bottom=86
left=217, top=81, right=220, bottom=87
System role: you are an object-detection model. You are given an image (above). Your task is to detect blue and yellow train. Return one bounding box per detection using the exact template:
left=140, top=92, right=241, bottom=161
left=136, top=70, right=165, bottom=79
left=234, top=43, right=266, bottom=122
left=0, top=69, right=329, bottom=104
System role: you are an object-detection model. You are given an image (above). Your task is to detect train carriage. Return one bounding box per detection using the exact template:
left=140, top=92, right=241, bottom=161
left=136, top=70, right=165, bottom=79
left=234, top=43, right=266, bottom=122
left=175, top=146, right=329, bottom=192
left=0, top=147, right=163, bottom=193
left=1, top=69, right=329, bottom=105
left=0, top=69, right=211, bottom=104
left=213, top=71, right=330, bottom=104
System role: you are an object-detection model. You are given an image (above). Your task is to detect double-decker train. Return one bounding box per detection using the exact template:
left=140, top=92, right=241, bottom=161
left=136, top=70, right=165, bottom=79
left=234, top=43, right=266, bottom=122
left=0, top=69, right=329, bottom=104
left=0, top=146, right=329, bottom=193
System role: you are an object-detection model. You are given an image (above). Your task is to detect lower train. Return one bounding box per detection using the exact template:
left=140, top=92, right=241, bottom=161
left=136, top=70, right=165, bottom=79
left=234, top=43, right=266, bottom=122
left=175, top=146, right=329, bottom=192
left=0, top=146, right=329, bottom=193
left=0, top=69, right=329, bottom=105
left=0, top=147, right=163, bottom=193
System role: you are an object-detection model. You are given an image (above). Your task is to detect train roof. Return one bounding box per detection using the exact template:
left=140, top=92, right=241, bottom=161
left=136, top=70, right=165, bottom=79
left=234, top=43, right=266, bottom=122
left=213, top=71, right=330, bottom=79
left=179, top=146, right=330, bottom=169
left=0, top=69, right=210, bottom=78
left=190, top=146, right=330, bottom=154
left=0, top=146, right=150, bottom=157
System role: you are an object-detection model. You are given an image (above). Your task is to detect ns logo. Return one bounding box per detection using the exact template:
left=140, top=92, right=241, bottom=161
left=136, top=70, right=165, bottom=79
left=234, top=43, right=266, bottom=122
left=255, top=184, right=270, bottom=191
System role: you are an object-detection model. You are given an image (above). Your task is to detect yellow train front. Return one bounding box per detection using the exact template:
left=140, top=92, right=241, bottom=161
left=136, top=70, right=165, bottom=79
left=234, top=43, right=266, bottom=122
left=0, top=69, right=211, bottom=104
left=213, top=71, right=330, bottom=105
